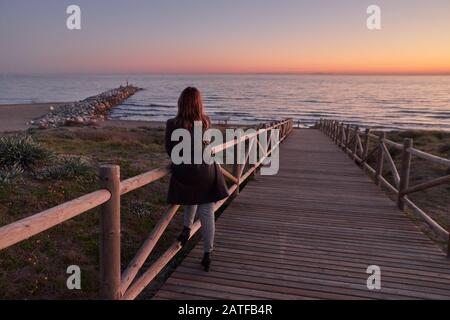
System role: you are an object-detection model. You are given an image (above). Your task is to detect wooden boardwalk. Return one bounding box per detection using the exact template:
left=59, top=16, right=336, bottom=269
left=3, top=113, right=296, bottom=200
left=154, top=129, right=450, bottom=300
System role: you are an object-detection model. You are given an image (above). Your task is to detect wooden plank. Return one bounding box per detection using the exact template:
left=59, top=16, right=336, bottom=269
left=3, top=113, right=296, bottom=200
left=120, top=166, right=170, bottom=195
left=165, top=277, right=303, bottom=300
left=175, top=261, right=450, bottom=299
left=185, top=249, right=450, bottom=291
left=211, top=233, right=450, bottom=272
left=0, top=189, right=110, bottom=250
left=381, top=143, right=400, bottom=187
left=120, top=204, right=180, bottom=295
left=408, top=147, right=450, bottom=167
left=402, top=175, right=450, bottom=197
left=154, top=129, right=450, bottom=300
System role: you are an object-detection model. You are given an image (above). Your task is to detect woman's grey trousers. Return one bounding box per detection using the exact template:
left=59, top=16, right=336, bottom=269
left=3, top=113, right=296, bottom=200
left=183, top=202, right=215, bottom=253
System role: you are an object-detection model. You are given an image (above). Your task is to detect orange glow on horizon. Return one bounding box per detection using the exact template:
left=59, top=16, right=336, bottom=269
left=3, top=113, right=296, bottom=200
left=67, top=33, right=450, bottom=75
left=3, top=1, right=450, bottom=75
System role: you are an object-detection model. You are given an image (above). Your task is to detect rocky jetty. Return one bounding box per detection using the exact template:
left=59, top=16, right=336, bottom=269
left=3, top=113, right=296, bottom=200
left=32, top=85, right=142, bottom=128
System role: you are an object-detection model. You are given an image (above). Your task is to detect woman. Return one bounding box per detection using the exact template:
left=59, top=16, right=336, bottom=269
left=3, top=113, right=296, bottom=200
left=165, top=87, right=229, bottom=272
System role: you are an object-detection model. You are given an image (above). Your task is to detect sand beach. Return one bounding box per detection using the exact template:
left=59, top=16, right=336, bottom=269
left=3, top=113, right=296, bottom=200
left=0, top=103, right=64, bottom=132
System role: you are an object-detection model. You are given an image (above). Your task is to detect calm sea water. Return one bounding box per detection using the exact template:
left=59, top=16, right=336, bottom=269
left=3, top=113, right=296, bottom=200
left=1, top=74, right=449, bottom=130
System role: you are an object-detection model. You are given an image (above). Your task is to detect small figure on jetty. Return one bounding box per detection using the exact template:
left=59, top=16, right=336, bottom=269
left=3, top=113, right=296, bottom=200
left=165, top=87, right=229, bottom=272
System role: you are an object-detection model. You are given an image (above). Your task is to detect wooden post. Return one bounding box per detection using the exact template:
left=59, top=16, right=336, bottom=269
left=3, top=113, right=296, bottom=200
left=337, top=123, right=342, bottom=147
left=352, top=127, right=359, bottom=160
left=338, top=123, right=343, bottom=146
left=397, top=138, right=413, bottom=210
left=233, top=139, right=242, bottom=195
left=253, top=133, right=259, bottom=180
left=375, top=132, right=386, bottom=186
left=330, top=120, right=336, bottom=142
left=279, top=123, right=284, bottom=139
left=362, top=128, right=370, bottom=166
left=332, top=121, right=336, bottom=142
left=448, top=233, right=450, bottom=258
left=345, top=124, right=351, bottom=153
left=99, top=165, right=121, bottom=300
left=334, top=122, right=339, bottom=143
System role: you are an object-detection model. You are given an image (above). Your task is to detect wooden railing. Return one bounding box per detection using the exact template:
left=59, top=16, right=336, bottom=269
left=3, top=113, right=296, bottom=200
left=0, top=118, right=294, bottom=300
left=318, top=119, right=450, bottom=256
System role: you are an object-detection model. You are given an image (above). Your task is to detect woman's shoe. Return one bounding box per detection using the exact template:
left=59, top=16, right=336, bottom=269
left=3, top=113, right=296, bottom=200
left=201, top=252, right=212, bottom=272
left=177, top=227, right=191, bottom=247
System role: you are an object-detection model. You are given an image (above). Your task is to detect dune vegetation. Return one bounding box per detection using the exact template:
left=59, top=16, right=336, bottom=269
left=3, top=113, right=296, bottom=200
left=0, top=126, right=449, bottom=299
left=370, top=130, right=450, bottom=248
left=0, top=125, right=180, bottom=299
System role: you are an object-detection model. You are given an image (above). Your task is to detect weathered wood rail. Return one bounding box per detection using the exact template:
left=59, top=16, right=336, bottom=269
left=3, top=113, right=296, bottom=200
left=2, top=117, right=449, bottom=300
left=155, top=128, right=450, bottom=300
left=318, top=119, right=450, bottom=255
left=0, top=119, right=293, bottom=300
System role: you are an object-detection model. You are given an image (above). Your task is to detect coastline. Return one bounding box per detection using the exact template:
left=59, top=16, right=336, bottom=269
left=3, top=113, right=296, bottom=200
left=0, top=102, right=165, bottom=132
left=1, top=100, right=449, bottom=133
left=0, top=103, right=64, bottom=132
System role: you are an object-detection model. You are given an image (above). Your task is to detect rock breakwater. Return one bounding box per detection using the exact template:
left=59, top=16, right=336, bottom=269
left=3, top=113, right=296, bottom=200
left=32, top=85, right=142, bottom=128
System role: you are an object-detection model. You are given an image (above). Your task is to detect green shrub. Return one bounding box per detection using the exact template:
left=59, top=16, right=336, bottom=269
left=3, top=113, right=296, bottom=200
left=35, top=156, right=95, bottom=182
left=0, top=135, right=52, bottom=169
left=0, top=164, right=24, bottom=185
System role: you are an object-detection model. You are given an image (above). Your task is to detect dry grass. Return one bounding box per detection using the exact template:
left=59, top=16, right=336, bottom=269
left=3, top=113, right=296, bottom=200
left=0, top=125, right=181, bottom=299
left=2, top=125, right=448, bottom=299
left=0, top=122, right=251, bottom=300
left=367, top=130, right=450, bottom=249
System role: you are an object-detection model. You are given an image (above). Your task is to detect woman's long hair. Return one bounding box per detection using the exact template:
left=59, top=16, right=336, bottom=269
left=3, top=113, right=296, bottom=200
left=175, top=87, right=210, bottom=130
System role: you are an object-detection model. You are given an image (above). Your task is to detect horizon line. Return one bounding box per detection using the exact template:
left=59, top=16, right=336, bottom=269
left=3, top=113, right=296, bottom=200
left=2, top=71, right=450, bottom=76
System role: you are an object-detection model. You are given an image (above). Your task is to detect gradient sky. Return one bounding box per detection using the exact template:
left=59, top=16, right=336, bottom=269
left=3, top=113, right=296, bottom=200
left=0, top=0, right=449, bottom=74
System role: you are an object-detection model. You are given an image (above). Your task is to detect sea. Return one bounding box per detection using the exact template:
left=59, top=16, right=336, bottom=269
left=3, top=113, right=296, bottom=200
left=1, top=74, right=449, bottom=131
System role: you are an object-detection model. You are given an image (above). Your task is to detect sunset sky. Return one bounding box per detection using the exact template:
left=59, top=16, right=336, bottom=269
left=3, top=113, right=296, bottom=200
left=0, top=0, right=449, bottom=74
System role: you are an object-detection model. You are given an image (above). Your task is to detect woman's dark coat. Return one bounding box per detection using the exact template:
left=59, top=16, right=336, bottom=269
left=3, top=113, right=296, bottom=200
left=165, top=118, right=229, bottom=205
